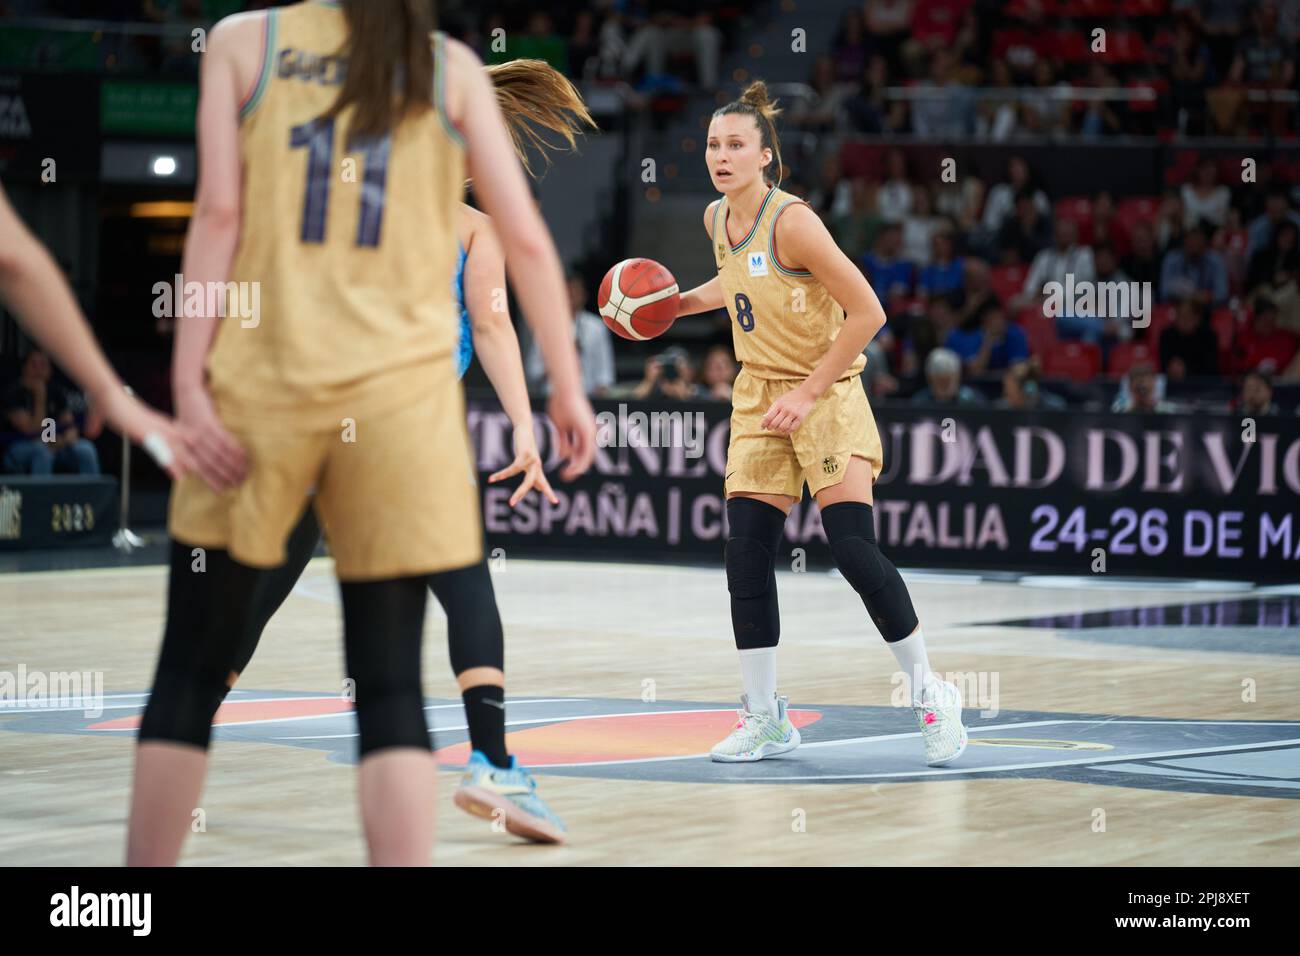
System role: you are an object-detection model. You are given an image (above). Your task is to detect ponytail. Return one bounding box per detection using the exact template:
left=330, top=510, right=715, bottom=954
left=487, top=59, right=596, bottom=176
left=325, top=0, right=437, bottom=146
left=714, top=80, right=784, bottom=186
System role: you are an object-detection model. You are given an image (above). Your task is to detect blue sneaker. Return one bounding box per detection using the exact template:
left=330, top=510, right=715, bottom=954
left=453, top=751, right=567, bottom=844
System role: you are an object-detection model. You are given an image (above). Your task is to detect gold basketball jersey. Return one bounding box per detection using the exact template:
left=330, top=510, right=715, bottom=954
left=206, top=1, right=465, bottom=427
left=711, top=186, right=866, bottom=381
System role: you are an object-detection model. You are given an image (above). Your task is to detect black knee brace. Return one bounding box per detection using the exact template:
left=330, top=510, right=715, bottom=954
left=340, top=576, right=432, bottom=758
left=427, top=559, right=504, bottom=675
left=139, top=541, right=262, bottom=749
left=725, top=497, right=786, bottom=650
left=820, top=501, right=919, bottom=642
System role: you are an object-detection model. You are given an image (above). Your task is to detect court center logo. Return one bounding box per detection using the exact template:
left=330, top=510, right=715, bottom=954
left=5, top=691, right=1296, bottom=800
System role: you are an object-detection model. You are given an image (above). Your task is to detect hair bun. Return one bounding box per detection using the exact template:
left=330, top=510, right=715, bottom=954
left=740, top=80, right=769, bottom=108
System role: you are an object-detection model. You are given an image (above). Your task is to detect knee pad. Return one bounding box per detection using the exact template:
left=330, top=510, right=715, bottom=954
left=428, top=560, right=504, bottom=675
left=138, top=541, right=262, bottom=749
left=821, top=502, right=919, bottom=642
left=725, top=536, right=774, bottom=599
left=341, top=577, right=432, bottom=757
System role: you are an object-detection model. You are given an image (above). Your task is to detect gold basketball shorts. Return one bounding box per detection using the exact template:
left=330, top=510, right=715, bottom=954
left=724, top=367, right=883, bottom=499
left=169, top=366, right=482, bottom=581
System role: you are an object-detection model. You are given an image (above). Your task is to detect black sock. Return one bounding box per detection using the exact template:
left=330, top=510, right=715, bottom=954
left=462, top=685, right=509, bottom=768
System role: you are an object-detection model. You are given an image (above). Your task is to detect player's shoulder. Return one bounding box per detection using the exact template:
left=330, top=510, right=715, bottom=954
left=207, top=9, right=267, bottom=50
left=704, top=199, right=723, bottom=235
left=772, top=192, right=823, bottom=235
left=441, top=34, right=484, bottom=74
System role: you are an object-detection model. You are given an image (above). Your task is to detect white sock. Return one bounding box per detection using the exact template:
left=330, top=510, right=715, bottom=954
left=887, top=627, right=938, bottom=705
left=738, top=647, right=778, bottom=716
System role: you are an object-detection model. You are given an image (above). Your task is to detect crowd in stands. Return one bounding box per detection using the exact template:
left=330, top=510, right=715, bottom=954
left=791, top=0, right=1299, bottom=140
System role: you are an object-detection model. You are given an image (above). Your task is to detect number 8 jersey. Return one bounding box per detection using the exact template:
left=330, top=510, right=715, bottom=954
left=711, top=185, right=866, bottom=382
left=207, top=1, right=465, bottom=429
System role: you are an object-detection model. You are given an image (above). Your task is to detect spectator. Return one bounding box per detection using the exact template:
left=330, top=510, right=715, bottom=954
left=911, top=49, right=976, bottom=138
left=996, top=359, right=1068, bottom=411
left=976, top=58, right=1020, bottom=141
left=1155, top=189, right=1187, bottom=253
left=1090, top=192, right=1128, bottom=255
left=1064, top=242, right=1136, bottom=345
left=845, top=55, right=907, bottom=134
left=866, top=0, right=913, bottom=49
left=877, top=148, right=914, bottom=223
left=831, top=178, right=883, bottom=264
left=2, top=350, right=100, bottom=476
left=1235, top=298, right=1299, bottom=375
left=981, top=157, right=1050, bottom=236
left=945, top=306, right=1029, bottom=375
left=910, top=0, right=972, bottom=55
left=1079, top=62, right=1126, bottom=138
left=1123, top=220, right=1162, bottom=288
left=1159, top=298, right=1221, bottom=381
left=861, top=222, right=915, bottom=309
left=1181, top=159, right=1232, bottom=229
left=1013, top=218, right=1095, bottom=313
left=1020, top=60, right=1070, bottom=135
left=1229, top=3, right=1295, bottom=89
left=831, top=7, right=872, bottom=84
left=700, top=345, right=738, bottom=401
left=791, top=55, right=849, bottom=134
left=1217, top=206, right=1251, bottom=293
left=1112, top=362, right=1176, bottom=413
left=902, top=297, right=959, bottom=376
left=525, top=270, right=615, bottom=396
left=1234, top=370, right=1280, bottom=415
left=911, top=347, right=986, bottom=406
left=954, top=257, right=999, bottom=328
left=1160, top=223, right=1229, bottom=305
left=1167, top=15, right=1214, bottom=135
left=863, top=335, right=901, bottom=400
left=1246, top=188, right=1300, bottom=258
left=997, top=189, right=1053, bottom=266
left=632, top=346, right=703, bottom=400
left=901, top=187, right=945, bottom=267
left=1245, top=220, right=1300, bottom=330
left=917, top=230, right=964, bottom=301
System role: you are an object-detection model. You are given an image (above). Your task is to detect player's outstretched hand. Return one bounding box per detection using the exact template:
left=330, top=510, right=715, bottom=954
left=175, top=382, right=247, bottom=491
left=546, top=384, right=597, bottom=481
left=489, top=422, right=558, bottom=507
left=761, top=384, right=815, bottom=435
left=94, top=388, right=196, bottom=481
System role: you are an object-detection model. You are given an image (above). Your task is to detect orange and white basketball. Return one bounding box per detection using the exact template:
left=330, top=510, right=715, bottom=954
left=597, top=258, right=680, bottom=341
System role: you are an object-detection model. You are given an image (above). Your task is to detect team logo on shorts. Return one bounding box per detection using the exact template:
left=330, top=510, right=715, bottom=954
left=822, top=456, right=839, bottom=476
left=748, top=252, right=768, bottom=277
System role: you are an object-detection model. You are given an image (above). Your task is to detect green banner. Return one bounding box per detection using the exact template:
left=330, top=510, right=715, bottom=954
left=101, top=81, right=197, bottom=136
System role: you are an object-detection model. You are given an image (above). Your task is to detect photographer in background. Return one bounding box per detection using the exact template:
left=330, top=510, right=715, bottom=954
left=632, top=345, right=704, bottom=400
left=995, top=359, right=1067, bottom=411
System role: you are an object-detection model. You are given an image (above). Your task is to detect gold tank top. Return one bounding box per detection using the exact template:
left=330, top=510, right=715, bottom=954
left=206, top=0, right=465, bottom=428
left=711, top=185, right=866, bottom=381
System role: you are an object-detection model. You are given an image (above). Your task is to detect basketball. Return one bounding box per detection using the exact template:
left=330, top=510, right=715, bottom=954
left=597, top=257, right=679, bottom=341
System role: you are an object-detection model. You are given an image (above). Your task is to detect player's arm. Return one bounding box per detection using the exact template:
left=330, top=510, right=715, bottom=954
left=461, top=211, right=557, bottom=505
left=172, top=13, right=258, bottom=489
left=760, top=203, right=885, bottom=435
left=443, top=37, right=594, bottom=480
left=675, top=200, right=726, bottom=316
left=0, top=184, right=192, bottom=476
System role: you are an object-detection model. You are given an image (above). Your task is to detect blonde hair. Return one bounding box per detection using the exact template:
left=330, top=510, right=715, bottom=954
left=487, top=59, right=596, bottom=177
left=713, top=80, right=784, bottom=186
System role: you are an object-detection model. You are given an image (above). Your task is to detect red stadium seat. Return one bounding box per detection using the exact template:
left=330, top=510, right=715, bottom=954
left=991, top=264, right=1028, bottom=304
left=1018, top=308, right=1059, bottom=356
left=1043, top=341, right=1102, bottom=381
left=1061, top=0, right=1117, bottom=15
left=1144, top=303, right=1176, bottom=344
left=1210, top=307, right=1238, bottom=352
left=1051, top=30, right=1089, bottom=63
left=1120, top=0, right=1167, bottom=14
left=1115, top=196, right=1158, bottom=238
left=1106, top=341, right=1155, bottom=376
left=1054, top=196, right=1094, bottom=242
left=1102, top=31, right=1148, bottom=64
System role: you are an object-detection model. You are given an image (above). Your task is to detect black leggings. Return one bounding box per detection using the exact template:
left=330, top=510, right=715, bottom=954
left=229, top=506, right=504, bottom=683
left=139, top=538, right=431, bottom=757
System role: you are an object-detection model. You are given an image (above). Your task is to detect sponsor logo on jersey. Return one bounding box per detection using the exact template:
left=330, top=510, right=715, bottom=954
left=747, top=251, right=768, bottom=277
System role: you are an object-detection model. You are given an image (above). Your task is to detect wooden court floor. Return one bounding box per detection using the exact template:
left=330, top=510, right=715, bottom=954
left=2, top=557, right=1297, bottom=866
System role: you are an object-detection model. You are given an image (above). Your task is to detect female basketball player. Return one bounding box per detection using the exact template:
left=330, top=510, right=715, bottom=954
left=0, top=184, right=191, bottom=477
left=673, top=82, right=968, bottom=766
left=221, top=60, right=597, bottom=845
left=126, top=1, right=595, bottom=866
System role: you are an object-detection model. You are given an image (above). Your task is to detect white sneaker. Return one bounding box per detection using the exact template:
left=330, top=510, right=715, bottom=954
left=913, top=680, right=968, bottom=767
left=710, top=694, right=801, bottom=763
